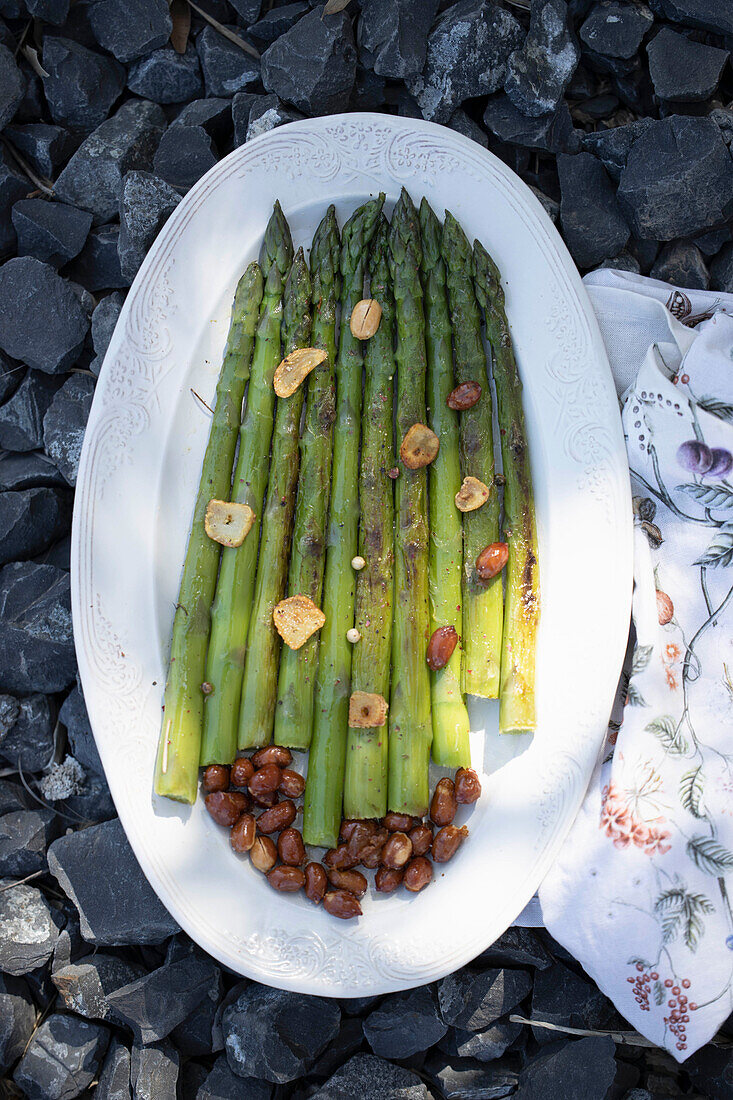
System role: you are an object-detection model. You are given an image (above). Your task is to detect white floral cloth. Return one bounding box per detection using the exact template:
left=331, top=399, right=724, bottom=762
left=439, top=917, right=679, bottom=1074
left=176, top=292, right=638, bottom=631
left=538, top=270, right=733, bottom=1062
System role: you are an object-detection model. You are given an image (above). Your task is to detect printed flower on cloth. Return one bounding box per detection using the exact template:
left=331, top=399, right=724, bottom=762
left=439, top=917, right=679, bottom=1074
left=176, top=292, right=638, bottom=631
left=540, top=273, right=733, bottom=1062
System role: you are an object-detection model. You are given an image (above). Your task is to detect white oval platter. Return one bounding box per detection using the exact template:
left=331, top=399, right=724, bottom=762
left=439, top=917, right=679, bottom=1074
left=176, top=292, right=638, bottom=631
left=72, top=113, right=633, bottom=995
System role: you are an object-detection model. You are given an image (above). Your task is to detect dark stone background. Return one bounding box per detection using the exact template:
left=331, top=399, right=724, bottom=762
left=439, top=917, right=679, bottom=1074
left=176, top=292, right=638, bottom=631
left=0, top=1, right=731, bottom=1096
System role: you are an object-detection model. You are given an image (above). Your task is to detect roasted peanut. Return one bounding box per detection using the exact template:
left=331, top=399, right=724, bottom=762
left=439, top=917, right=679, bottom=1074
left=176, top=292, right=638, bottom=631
left=323, top=844, right=359, bottom=870
left=382, top=831, right=413, bottom=870
left=350, top=298, right=382, bottom=339
left=476, top=542, right=509, bottom=581
left=267, top=866, right=305, bottom=892
left=250, top=835, right=277, bottom=872
left=277, top=827, right=306, bottom=866
left=447, top=380, right=482, bottom=410
left=432, top=824, right=469, bottom=862
left=383, top=811, right=419, bottom=832
left=409, top=822, right=433, bottom=857
left=256, top=800, right=296, bottom=834
left=249, top=763, right=282, bottom=797
left=426, top=626, right=458, bottom=671
left=279, top=768, right=305, bottom=798
left=346, top=822, right=377, bottom=860
left=202, top=764, right=230, bottom=793
left=230, top=757, right=254, bottom=788
left=360, top=845, right=383, bottom=869
left=252, top=745, right=292, bottom=769
left=339, top=819, right=361, bottom=842
left=404, top=856, right=433, bottom=892
left=430, top=778, right=458, bottom=826
left=323, top=890, right=362, bottom=919
left=375, top=867, right=403, bottom=893
left=455, top=767, right=482, bottom=804
left=205, top=790, right=248, bottom=827
left=230, top=812, right=256, bottom=853
left=251, top=788, right=279, bottom=808
left=304, top=862, right=327, bottom=904
left=328, top=868, right=368, bottom=898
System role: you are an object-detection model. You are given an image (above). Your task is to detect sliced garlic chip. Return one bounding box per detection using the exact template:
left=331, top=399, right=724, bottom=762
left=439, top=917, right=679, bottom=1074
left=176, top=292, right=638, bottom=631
left=273, top=594, right=326, bottom=650
left=400, top=423, right=440, bottom=469
left=204, top=500, right=255, bottom=547
left=455, top=476, right=490, bottom=513
left=273, top=347, right=327, bottom=398
left=348, top=690, right=389, bottom=728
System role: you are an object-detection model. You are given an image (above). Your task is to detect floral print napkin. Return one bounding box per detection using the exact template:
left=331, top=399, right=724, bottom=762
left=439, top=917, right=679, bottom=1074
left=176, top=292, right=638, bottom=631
left=539, top=270, right=733, bottom=1061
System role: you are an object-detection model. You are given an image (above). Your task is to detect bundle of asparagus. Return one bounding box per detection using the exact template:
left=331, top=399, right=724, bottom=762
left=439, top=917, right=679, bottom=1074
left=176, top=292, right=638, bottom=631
left=154, top=192, right=539, bottom=867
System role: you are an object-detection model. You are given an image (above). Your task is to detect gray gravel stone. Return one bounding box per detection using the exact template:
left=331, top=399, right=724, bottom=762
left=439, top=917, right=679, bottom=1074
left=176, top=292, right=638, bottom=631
left=0, top=691, right=55, bottom=769
left=531, top=961, right=618, bottom=1043
left=514, top=1035, right=616, bottom=1100
left=484, top=94, right=579, bottom=153
left=505, top=0, right=579, bottom=118
left=558, top=151, right=629, bottom=268
left=0, top=147, right=27, bottom=255
left=55, top=99, right=167, bottom=223
left=172, top=97, right=231, bottom=143
left=53, top=952, right=146, bottom=1022
left=407, top=0, right=523, bottom=123
left=197, top=24, right=260, bottom=97
left=42, top=36, right=125, bottom=134
left=0, top=487, right=72, bottom=565
left=710, top=242, right=733, bottom=294
left=618, top=115, right=733, bottom=240
left=48, top=817, right=180, bottom=946
left=0, top=807, right=57, bottom=876
left=0, top=43, right=25, bottom=131
left=448, top=109, right=489, bottom=149
left=478, top=927, right=553, bottom=970
left=364, top=985, right=447, bottom=1059
left=153, top=123, right=217, bottom=193
left=0, top=974, right=35, bottom=1074
left=13, top=198, right=92, bottom=267
left=197, top=1056, right=271, bottom=1098
left=358, top=0, right=438, bottom=79
left=107, top=952, right=221, bottom=1044
left=0, top=350, right=23, bottom=405
left=651, top=0, right=733, bottom=36
left=14, top=1013, right=110, bottom=1100
left=5, top=123, right=77, bottom=179
left=27, top=0, right=70, bottom=22
left=438, top=1019, right=523, bottom=1062
left=647, top=27, right=729, bottom=103
left=170, top=985, right=221, bottom=1057
left=650, top=240, right=710, bottom=290
left=67, top=224, right=130, bottom=292
left=89, top=0, right=172, bottom=63
left=597, top=249, right=641, bottom=273
left=0, top=880, right=60, bottom=975
left=60, top=681, right=103, bottom=776
left=43, top=373, right=95, bottom=486
left=128, top=44, right=203, bottom=104
left=130, top=1039, right=179, bottom=1100
left=223, top=984, right=341, bottom=1083
left=261, top=4, right=356, bottom=116
left=0, top=371, right=62, bottom=453
left=229, top=0, right=261, bottom=19
left=246, top=94, right=301, bottom=141
left=425, top=1054, right=518, bottom=1099
left=580, top=118, right=655, bottom=181
left=250, top=3, right=309, bottom=44
left=579, top=2, right=653, bottom=66
left=118, top=170, right=181, bottom=281
left=90, top=291, right=125, bottom=375
left=0, top=562, right=75, bottom=693
left=0, top=775, right=30, bottom=814
left=63, top=769, right=117, bottom=823
left=311, top=1017, right=364, bottom=1078
left=313, top=1053, right=430, bottom=1100
left=438, top=968, right=533, bottom=1032
left=96, top=1037, right=132, bottom=1100
left=0, top=257, right=89, bottom=373
left=232, top=91, right=263, bottom=146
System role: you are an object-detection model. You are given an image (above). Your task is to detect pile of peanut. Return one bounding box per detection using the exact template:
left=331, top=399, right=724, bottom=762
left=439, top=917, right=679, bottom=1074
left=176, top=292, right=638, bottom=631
left=202, top=749, right=481, bottom=920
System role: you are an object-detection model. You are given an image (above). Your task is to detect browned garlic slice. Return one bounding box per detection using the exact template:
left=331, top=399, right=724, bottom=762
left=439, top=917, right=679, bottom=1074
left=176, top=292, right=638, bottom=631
left=349, top=690, right=389, bottom=728
left=400, top=423, right=440, bottom=469
left=455, top=476, right=490, bottom=512
left=273, top=347, right=327, bottom=398
left=273, top=595, right=326, bottom=650
left=204, top=500, right=255, bottom=547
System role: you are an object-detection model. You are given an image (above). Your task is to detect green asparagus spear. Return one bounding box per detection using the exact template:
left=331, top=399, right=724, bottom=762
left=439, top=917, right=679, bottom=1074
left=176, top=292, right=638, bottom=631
left=237, top=248, right=312, bottom=749
left=155, top=261, right=264, bottom=802
left=200, top=203, right=293, bottom=765
left=274, top=208, right=339, bottom=749
left=303, top=194, right=384, bottom=848
left=473, top=240, right=539, bottom=734
left=419, top=200, right=471, bottom=768
left=343, top=213, right=395, bottom=821
left=387, top=188, right=432, bottom=818
left=442, top=212, right=502, bottom=699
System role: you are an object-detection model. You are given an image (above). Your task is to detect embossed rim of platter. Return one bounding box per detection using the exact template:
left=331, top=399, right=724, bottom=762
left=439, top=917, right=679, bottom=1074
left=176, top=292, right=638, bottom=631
left=72, top=114, right=633, bottom=995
